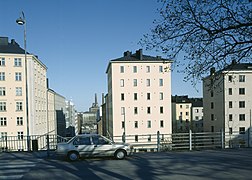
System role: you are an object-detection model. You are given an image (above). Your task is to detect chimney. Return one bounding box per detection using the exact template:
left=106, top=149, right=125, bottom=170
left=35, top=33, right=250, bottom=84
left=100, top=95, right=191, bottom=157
left=136, top=49, right=143, bottom=60
left=0, top=37, right=8, bottom=45
left=210, top=67, right=215, bottom=76
left=123, top=51, right=132, bottom=57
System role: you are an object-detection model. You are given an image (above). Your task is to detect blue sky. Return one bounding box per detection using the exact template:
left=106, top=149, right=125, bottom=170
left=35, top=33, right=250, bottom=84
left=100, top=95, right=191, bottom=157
left=0, top=0, right=202, bottom=111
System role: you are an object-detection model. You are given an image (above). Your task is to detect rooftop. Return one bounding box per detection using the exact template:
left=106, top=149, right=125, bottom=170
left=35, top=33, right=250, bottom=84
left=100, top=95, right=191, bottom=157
left=0, top=37, right=28, bottom=54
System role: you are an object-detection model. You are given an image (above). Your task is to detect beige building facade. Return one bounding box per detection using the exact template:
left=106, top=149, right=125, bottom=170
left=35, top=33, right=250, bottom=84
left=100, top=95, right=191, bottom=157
left=203, top=63, right=252, bottom=136
left=106, top=49, right=172, bottom=142
left=0, top=37, right=48, bottom=138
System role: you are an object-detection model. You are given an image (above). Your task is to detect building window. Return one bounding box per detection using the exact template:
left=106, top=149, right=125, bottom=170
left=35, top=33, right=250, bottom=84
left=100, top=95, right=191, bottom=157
left=146, top=66, right=150, bottom=73
left=211, top=114, right=214, bottom=121
left=133, top=66, right=137, bottom=73
left=239, top=114, right=245, bottom=121
left=135, top=135, right=138, bottom=142
left=122, top=121, right=125, bottom=129
left=147, top=120, right=151, bottom=128
left=120, top=79, right=124, bottom=87
left=211, top=91, right=214, bottom=97
left=239, top=127, right=245, bottom=134
left=229, top=127, right=233, bottom=135
left=239, top=101, right=245, bottom=108
left=147, top=93, right=150, bottom=100
left=160, top=106, right=163, bottom=114
left=0, top=102, right=6, bottom=111
left=133, top=79, right=137, bottom=87
left=17, top=117, right=23, bottom=126
left=148, top=135, right=151, bottom=142
left=121, top=93, right=125, bottom=101
left=16, top=87, right=22, bottom=96
left=0, top=132, right=7, bottom=140
left=186, top=112, right=189, bottom=116
left=195, top=109, right=199, bottom=113
left=0, top=117, right=7, bottom=126
left=228, top=75, right=233, bottom=82
left=121, top=107, right=125, bottom=115
left=159, top=79, right=163, bottom=86
left=0, top=87, right=6, bottom=96
left=229, top=114, right=233, bottom=121
left=134, top=121, right=138, bottom=128
left=15, top=72, right=22, bottom=81
left=0, top=57, right=5, bottom=66
left=180, top=105, right=183, bottom=109
left=18, top=132, right=24, bottom=140
left=211, top=102, right=214, bottom=109
left=134, top=107, right=138, bottom=114
left=239, top=75, right=245, bottom=82
left=228, top=88, right=232, bottom=95
left=134, top=93, right=137, bottom=100
left=16, top=102, right=23, bottom=111
left=211, top=126, right=214, bottom=132
left=120, top=66, right=124, bottom=73
left=147, top=107, right=151, bottom=114
left=146, top=79, right=150, bottom=87
left=14, top=58, right=22, bottom=67
left=229, top=101, right=232, bottom=108
left=159, top=66, right=163, bottom=73
left=159, top=92, right=163, bottom=100
left=239, top=88, right=245, bottom=95
left=0, top=72, right=5, bottom=81
left=160, top=120, right=164, bottom=128
left=186, top=105, right=189, bottom=109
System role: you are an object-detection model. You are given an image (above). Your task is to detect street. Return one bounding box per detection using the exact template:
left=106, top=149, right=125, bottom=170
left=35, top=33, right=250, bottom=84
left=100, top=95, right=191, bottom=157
left=0, top=149, right=252, bottom=180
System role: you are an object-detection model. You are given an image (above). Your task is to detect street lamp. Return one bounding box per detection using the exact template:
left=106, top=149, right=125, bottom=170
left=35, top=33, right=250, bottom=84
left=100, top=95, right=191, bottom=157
left=16, top=11, right=30, bottom=151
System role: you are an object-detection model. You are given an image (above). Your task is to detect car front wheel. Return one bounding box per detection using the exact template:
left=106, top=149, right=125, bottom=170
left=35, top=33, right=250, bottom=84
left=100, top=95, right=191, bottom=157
left=115, top=149, right=126, bottom=160
left=67, top=151, right=79, bottom=161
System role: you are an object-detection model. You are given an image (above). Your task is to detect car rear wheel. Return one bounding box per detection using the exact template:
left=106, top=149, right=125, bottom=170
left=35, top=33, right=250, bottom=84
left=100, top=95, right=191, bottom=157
left=115, top=149, right=126, bottom=160
left=67, top=151, right=79, bottom=161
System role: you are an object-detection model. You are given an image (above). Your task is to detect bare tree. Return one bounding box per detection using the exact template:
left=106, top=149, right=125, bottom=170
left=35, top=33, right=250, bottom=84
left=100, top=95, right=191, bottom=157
left=140, top=0, right=252, bottom=83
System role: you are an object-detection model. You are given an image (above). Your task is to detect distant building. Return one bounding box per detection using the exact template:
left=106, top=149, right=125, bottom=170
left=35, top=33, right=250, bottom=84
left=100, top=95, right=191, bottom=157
left=106, top=49, right=172, bottom=142
left=65, top=100, right=76, bottom=136
left=203, top=62, right=252, bottom=142
left=172, top=95, right=203, bottom=133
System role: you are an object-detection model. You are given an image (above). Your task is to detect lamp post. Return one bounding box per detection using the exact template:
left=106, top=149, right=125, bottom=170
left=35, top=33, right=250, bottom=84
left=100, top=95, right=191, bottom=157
left=16, top=11, right=30, bottom=151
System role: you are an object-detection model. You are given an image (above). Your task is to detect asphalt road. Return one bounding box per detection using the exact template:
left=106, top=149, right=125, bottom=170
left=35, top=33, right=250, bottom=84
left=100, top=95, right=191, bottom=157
left=0, top=149, right=252, bottom=180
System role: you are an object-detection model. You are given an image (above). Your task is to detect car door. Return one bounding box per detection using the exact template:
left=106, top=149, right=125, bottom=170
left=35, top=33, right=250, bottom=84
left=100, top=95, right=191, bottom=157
left=91, top=135, right=115, bottom=157
left=73, top=136, right=94, bottom=157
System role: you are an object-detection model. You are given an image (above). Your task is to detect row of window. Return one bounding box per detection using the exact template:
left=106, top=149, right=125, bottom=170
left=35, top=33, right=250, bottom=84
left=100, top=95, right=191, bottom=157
left=0, top=87, right=23, bottom=96
left=210, top=87, right=246, bottom=97
left=0, top=72, right=23, bottom=81
left=228, top=75, right=246, bottom=82
left=211, top=113, right=247, bottom=121
left=121, top=106, right=165, bottom=115
left=122, top=120, right=164, bottom=129
left=0, top=131, right=24, bottom=140
left=120, top=65, right=164, bottom=73
left=210, top=101, right=247, bottom=109
left=0, top=102, right=23, bottom=111
left=0, top=58, right=22, bottom=67
left=229, top=127, right=246, bottom=134
left=121, top=92, right=164, bottom=101
left=0, top=117, right=23, bottom=126
left=120, top=78, right=164, bottom=87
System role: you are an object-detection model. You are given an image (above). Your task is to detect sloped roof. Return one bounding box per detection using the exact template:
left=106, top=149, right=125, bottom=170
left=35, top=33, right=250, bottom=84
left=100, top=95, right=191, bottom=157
left=0, top=37, right=29, bottom=54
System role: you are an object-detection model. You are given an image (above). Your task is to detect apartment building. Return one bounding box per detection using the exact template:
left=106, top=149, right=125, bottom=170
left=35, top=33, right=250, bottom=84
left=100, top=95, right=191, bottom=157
left=0, top=37, right=48, bottom=137
left=203, top=62, right=252, bottom=137
left=106, top=49, right=172, bottom=142
left=172, top=95, right=203, bottom=133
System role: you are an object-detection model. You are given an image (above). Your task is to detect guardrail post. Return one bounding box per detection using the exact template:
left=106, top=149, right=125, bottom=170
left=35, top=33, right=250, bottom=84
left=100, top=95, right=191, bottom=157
left=221, top=129, right=224, bottom=149
left=157, top=131, right=160, bottom=152
left=47, top=134, right=50, bottom=157
left=189, top=129, right=192, bottom=151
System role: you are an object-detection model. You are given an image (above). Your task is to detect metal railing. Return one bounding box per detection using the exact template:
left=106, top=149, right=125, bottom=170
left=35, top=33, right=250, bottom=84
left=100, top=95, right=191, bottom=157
left=0, top=129, right=251, bottom=152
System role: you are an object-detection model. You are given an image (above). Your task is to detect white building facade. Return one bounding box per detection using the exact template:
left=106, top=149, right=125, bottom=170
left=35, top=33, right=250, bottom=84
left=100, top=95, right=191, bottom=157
left=106, top=49, right=172, bottom=143
left=203, top=63, right=252, bottom=146
left=0, top=37, right=48, bottom=138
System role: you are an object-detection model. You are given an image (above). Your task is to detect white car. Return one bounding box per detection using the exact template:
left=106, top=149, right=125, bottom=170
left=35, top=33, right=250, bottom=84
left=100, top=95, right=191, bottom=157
left=56, top=134, right=134, bottom=161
